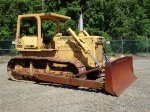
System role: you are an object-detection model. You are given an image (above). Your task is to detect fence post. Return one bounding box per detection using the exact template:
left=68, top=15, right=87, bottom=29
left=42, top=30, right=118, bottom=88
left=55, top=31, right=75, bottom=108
left=121, top=39, right=124, bottom=54
left=147, top=38, right=149, bottom=54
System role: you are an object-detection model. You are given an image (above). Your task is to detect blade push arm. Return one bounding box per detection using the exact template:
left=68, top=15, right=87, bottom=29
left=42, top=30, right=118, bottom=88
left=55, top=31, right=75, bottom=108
left=67, top=28, right=101, bottom=67
left=67, top=28, right=91, bottom=53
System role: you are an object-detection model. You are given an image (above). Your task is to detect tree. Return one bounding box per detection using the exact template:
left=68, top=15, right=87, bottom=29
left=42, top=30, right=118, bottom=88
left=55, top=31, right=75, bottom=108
left=0, top=0, right=149, bottom=40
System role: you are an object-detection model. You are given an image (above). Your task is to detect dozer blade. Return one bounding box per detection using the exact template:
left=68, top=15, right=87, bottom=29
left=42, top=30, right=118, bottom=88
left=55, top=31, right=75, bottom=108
left=105, top=56, right=137, bottom=96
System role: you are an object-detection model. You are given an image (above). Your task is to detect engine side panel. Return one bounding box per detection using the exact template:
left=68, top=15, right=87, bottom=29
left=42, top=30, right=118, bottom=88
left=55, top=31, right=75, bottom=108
left=20, top=36, right=104, bottom=68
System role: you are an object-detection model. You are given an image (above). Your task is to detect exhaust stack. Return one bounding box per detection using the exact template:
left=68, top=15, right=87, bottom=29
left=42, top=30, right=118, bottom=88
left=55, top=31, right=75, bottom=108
left=79, top=13, right=83, bottom=31
left=78, top=13, right=87, bottom=36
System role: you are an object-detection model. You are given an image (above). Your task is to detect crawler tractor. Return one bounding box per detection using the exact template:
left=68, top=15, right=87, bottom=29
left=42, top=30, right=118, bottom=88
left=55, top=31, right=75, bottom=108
left=7, top=12, right=137, bottom=96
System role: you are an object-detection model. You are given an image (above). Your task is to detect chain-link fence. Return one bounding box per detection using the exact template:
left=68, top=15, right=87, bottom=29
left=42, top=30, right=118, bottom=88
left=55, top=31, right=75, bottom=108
left=105, top=39, right=150, bottom=55
left=0, top=39, right=150, bottom=56
left=0, top=40, right=19, bottom=55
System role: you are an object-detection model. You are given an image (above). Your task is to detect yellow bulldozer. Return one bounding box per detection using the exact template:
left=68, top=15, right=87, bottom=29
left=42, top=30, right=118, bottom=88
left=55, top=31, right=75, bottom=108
left=7, top=12, right=137, bottom=96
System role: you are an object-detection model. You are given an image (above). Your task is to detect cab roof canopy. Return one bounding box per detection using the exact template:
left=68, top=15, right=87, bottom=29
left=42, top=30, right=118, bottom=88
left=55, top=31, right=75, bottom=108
left=18, top=12, right=71, bottom=21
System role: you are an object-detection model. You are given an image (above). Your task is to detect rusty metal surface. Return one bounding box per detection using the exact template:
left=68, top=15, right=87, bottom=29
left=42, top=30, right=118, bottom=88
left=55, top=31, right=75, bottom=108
left=7, top=56, right=136, bottom=96
left=105, top=56, right=137, bottom=96
left=37, top=74, right=102, bottom=89
left=7, top=56, right=86, bottom=80
left=12, top=67, right=74, bottom=78
left=12, top=73, right=22, bottom=80
left=8, top=56, right=103, bottom=90
left=8, top=56, right=86, bottom=73
left=76, top=67, right=101, bottom=78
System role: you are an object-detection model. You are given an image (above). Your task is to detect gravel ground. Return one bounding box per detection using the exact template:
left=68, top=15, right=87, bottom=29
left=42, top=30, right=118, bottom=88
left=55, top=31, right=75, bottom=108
left=0, top=58, right=150, bottom=112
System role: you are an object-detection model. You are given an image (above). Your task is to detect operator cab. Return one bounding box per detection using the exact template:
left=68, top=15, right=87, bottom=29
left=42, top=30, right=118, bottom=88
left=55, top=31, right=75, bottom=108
left=15, top=12, right=71, bottom=50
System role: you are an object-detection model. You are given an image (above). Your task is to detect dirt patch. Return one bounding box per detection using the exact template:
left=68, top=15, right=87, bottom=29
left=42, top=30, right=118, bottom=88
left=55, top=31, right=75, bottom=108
left=0, top=56, right=17, bottom=64
left=132, top=53, right=150, bottom=60
left=0, top=59, right=150, bottom=112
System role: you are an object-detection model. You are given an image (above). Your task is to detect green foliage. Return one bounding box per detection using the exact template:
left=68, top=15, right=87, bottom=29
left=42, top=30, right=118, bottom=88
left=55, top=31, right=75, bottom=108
left=0, top=0, right=150, bottom=54
left=42, top=21, right=57, bottom=38
left=104, top=43, right=115, bottom=56
left=10, top=45, right=19, bottom=55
